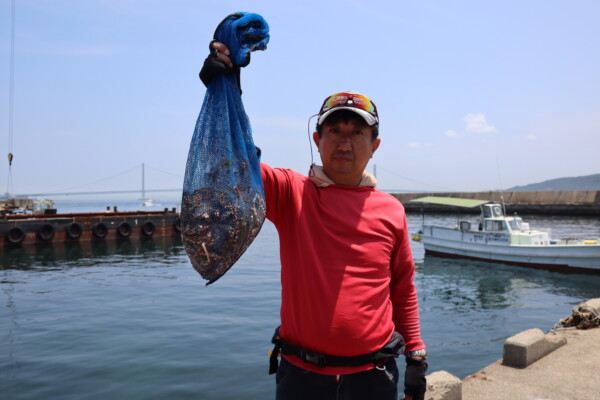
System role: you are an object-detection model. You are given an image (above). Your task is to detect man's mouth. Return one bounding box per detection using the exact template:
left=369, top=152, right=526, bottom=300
left=332, top=153, right=353, bottom=162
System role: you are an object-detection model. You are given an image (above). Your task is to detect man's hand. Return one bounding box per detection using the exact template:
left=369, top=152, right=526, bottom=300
left=199, top=41, right=238, bottom=89
left=211, top=41, right=232, bottom=67
left=404, top=357, right=427, bottom=400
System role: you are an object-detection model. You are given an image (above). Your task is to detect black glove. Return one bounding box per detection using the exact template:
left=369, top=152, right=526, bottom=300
left=404, top=357, right=427, bottom=400
left=199, top=40, right=242, bottom=93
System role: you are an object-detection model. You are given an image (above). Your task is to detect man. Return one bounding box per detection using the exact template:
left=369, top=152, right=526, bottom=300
left=201, top=42, right=427, bottom=400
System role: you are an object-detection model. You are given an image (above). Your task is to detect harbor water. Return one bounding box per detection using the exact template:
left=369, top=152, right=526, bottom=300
left=2, top=200, right=600, bottom=400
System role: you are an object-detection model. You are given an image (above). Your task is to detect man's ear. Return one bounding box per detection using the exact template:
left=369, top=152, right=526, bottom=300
left=312, top=131, right=320, bottom=149
left=371, top=138, right=381, bottom=156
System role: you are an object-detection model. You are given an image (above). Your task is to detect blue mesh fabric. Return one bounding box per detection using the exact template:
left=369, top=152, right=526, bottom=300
left=182, top=12, right=269, bottom=285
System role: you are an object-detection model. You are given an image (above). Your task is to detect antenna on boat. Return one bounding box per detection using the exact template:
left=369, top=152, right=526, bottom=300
left=495, top=158, right=507, bottom=215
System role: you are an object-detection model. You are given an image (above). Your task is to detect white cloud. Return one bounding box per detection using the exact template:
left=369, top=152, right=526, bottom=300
left=444, top=129, right=464, bottom=138
left=525, top=134, right=537, bottom=140
left=464, top=113, right=497, bottom=133
left=406, top=142, right=422, bottom=148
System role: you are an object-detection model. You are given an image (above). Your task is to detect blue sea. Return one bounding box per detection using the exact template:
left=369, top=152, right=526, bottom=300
left=2, top=199, right=600, bottom=400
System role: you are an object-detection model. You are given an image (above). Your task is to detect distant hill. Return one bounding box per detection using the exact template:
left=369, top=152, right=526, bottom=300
left=506, top=173, right=600, bottom=191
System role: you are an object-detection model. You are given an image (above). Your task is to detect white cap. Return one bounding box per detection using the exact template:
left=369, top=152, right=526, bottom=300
left=317, top=91, right=379, bottom=126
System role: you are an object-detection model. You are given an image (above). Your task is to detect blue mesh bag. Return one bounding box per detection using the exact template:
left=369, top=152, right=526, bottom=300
left=182, top=12, right=269, bottom=285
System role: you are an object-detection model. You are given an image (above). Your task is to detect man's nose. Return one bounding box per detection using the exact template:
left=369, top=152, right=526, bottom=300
left=337, top=135, right=352, bottom=151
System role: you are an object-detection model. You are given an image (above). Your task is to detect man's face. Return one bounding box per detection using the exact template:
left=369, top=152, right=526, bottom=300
left=313, top=118, right=380, bottom=186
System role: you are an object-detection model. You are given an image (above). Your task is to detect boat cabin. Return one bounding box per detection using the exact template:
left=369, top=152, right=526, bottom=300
left=482, top=203, right=503, bottom=218
left=475, top=202, right=550, bottom=245
left=476, top=203, right=530, bottom=233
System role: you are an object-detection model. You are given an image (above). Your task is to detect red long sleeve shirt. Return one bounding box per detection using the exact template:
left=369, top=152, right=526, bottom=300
left=261, top=164, right=425, bottom=375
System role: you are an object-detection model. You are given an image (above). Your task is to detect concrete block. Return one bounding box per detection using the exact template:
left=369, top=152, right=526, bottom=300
left=584, top=298, right=600, bottom=311
left=503, top=328, right=566, bottom=368
left=426, top=370, right=462, bottom=400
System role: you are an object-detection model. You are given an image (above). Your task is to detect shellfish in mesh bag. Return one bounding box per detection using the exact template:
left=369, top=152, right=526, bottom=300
left=182, top=12, right=269, bottom=285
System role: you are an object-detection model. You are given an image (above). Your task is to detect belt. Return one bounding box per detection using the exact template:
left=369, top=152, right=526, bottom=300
left=269, top=327, right=405, bottom=374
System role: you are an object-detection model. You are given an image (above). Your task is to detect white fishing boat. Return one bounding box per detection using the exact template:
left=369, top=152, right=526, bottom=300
left=411, top=196, right=600, bottom=273
left=141, top=199, right=155, bottom=207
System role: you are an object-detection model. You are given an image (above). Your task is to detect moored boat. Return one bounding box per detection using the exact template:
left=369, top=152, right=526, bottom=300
left=411, top=196, right=600, bottom=273
left=1, top=208, right=181, bottom=248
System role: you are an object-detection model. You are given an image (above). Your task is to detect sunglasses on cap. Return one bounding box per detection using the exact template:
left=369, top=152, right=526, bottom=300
left=317, top=91, right=379, bottom=126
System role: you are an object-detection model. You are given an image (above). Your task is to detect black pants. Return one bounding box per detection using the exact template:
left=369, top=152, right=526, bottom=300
left=275, top=357, right=399, bottom=400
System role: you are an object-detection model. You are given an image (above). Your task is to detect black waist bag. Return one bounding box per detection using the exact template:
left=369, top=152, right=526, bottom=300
left=269, top=327, right=405, bottom=374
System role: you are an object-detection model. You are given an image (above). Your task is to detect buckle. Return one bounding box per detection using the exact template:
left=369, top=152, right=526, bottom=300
left=300, top=349, right=326, bottom=367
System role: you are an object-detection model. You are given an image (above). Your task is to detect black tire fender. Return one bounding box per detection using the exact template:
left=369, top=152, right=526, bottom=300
left=117, top=221, right=132, bottom=237
left=66, top=222, right=83, bottom=239
left=92, top=222, right=108, bottom=239
left=7, top=226, right=26, bottom=244
left=38, top=223, right=55, bottom=241
left=141, top=221, right=155, bottom=236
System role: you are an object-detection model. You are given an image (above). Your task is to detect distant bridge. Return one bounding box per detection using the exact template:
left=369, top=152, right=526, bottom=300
left=6, top=163, right=452, bottom=199
left=8, top=163, right=183, bottom=199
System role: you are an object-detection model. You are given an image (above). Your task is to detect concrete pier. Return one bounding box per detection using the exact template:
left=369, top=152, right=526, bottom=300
left=393, top=190, right=600, bottom=215
left=425, top=298, right=600, bottom=400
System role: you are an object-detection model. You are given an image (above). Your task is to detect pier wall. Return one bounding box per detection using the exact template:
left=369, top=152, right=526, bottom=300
left=392, top=190, right=600, bottom=215
left=426, top=298, right=600, bottom=400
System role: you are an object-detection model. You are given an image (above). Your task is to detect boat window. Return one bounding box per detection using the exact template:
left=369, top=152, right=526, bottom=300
left=483, top=206, right=492, bottom=218
left=485, top=220, right=507, bottom=231
left=508, top=218, right=523, bottom=230
left=459, top=221, right=471, bottom=231
left=516, top=217, right=523, bottom=227
left=485, top=220, right=492, bottom=231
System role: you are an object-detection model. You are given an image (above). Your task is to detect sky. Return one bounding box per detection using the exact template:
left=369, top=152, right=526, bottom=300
left=1, top=0, right=599, bottom=200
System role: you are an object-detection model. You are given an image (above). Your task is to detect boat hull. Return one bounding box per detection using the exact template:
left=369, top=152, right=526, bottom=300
left=1, top=210, right=181, bottom=249
left=420, top=226, right=600, bottom=273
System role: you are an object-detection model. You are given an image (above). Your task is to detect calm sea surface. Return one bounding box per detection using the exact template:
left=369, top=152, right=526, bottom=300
left=2, top=200, right=600, bottom=399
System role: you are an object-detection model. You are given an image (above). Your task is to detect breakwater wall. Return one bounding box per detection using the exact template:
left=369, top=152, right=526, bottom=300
left=392, top=190, right=600, bottom=215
